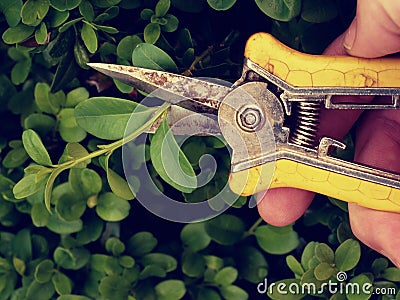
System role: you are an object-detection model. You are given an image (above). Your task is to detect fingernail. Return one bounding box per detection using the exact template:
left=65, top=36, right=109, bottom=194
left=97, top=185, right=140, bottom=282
left=343, top=18, right=357, bottom=51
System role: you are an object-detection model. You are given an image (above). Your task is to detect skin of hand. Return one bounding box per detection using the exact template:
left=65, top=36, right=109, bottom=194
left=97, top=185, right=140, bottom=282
left=257, top=0, right=400, bottom=267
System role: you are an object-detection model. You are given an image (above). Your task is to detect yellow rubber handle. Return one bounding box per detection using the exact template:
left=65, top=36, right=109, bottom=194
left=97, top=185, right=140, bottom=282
left=244, top=33, right=400, bottom=88
left=229, top=160, right=400, bottom=212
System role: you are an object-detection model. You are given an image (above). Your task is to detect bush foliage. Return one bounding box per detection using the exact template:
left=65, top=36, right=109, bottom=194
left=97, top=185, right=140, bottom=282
left=0, top=0, right=399, bottom=299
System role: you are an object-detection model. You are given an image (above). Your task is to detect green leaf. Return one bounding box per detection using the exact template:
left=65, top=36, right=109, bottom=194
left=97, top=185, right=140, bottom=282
left=220, top=285, right=248, bottom=300
left=140, top=8, right=154, bottom=20
left=12, top=228, right=32, bottom=262
left=162, top=14, right=179, bottom=33
left=81, top=22, right=97, bottom=53
left=139, top=264, right=167, bottom=279
left=286, top=255, right=304, bottom=276
left=54, top=247, right=90, bottom=270
left=11, top=58, right=32, bottom=85
left=235, top=246, right=268, bottom=283
left=99, top=275, right=130, bottom=300
left=127, top=232, right=158, bottom=257
left=100, top=153, right=135, bottom=200
left=31, top=202, right=51, bottom=227
left=90, top=254, right=121, bottom=274
left=182, top=252, right=206, bottom=278
left=74, top=38, right=90, bottom=69
left=51, top=50, right=79, bottom=92
left=0, top=0, right=22, bottom=27
left=105, top=237, right=125, bottom=256
left=141, top=253, right=177, bottom=272
left=214, top=266, right=238, bottom=286
left=144, top=23, right=161, bottom=44
left=24, top=113, right=56, bottom=136
left=46, top=211, right=83, bottom=234
left=181, top=223, right=211, bottom=252
left=150, top=118, right=197, bottom=193
left=96, top=192, right=130, bottom=222
left=21, top=0, right=50, bottom=25
left=65, top=87, right=89, bottom=108
left=155, top=280, right=186, bottom=300
left=334, top=239, right=361, bottom=271
left=301, top=0, right=338, bottom=23
left=75, top=97, right=140, bottom=140
left=79, top=0, right=94, bottom=20
left=59, top=108, right=87, bottom=143
left=76, top=214, right=104, bottom=245
left=314, top=262, right=334, bottom=281
left=205, top=214, right=245, bottom=246
left=119, top=256, right=135, bottom=268
left=35, top=82, right=63, bottom=114
left=52, top=272, right=72, bottom=295
left=2, top=147, right=29, bottom=168
left=35, top=22, right=48, bottom=44
left=371, top=258, right=388, bottom=276
left=382, top=267, right=400, bottom=282
left=132, top=43, right=178, bottom=72
left=34, top=259, right=54, bottom=283
left=255, top=0, right=301, bottom=21
left=50, top=0, right=82, bottom=11
left=207, top=0, right=236, bottom=10
left=55, top=190, right=86, bottom=221
left=22, top=129, right=52, bottom=166
left=301, top=242, right=317, bottom=271
left=69, top=168, right=101, bottom=198
left=13, top=256, right=26, bottom=276
left=315, top=243, right=334, bottom=264
left=45, top=166, right=70, bottom=211
left=47, top=9, right=70, bottom=27
left=94, top=24, right=118, bottom=34
left=13, top=173, right=48, bottom=199
left=26, top=281, right=55, bottom=300
left=117, top=35, right=142, bottom=60
left=2, top=23, right=35, bottom=44
left=255, top=224, right=300, bottom=255
left=58, top=17, right=83, bottom=32
left=347, top=274, right=373, bottom=300
left=155, top=0, right=170, bottom=17
left=196, top=287, right=221, bottom=300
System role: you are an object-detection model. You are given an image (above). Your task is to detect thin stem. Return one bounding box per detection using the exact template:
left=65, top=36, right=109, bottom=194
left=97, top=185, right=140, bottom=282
left=248, top=217, right=263, bottom=235
left=182, top=45, right=214, bottom=76
left=55, top=102, right=170, bottom=168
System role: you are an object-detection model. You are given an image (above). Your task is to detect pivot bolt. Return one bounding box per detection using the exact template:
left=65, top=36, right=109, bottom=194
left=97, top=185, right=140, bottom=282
left=237, top=105, right=264, bottom=132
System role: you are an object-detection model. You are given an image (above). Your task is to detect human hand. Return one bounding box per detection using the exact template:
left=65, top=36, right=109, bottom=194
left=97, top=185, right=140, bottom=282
left=257, top=0, right=400, bottom=267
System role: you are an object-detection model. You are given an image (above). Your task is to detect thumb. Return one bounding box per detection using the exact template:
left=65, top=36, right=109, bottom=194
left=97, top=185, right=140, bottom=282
left=343, top=0, right=400, bottom=58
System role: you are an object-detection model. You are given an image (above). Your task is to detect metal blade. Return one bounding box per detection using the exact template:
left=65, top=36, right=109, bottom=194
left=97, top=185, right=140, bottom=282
left=148, top=105, right=221, bottom=135
left=88, top=63, right=232, bottom=115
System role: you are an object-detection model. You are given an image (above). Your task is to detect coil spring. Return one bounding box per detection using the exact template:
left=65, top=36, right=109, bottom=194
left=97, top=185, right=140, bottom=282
left=289, top=101, right=321, bottom=148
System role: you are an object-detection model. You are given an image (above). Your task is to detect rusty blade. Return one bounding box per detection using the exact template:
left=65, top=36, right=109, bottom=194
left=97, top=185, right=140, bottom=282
left=148, top=105, right=221, bottom=135
left=88, top=63, right=232, bottom=115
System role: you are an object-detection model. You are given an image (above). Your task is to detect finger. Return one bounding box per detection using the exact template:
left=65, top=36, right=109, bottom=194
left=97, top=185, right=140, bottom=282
left=349, top=108, right=400, bottom=267
left=343, top=0, right=400, bottom=57
left=257, top=188, right=314, bottom=226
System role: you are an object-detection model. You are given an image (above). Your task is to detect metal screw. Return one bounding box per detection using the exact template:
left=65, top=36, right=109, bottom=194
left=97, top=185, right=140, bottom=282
left=237, top=105, right=264, bottom=132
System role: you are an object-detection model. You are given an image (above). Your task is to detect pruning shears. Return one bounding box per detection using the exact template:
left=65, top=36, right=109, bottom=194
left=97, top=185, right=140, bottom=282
left=89, top=32, right=400, bottom=212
